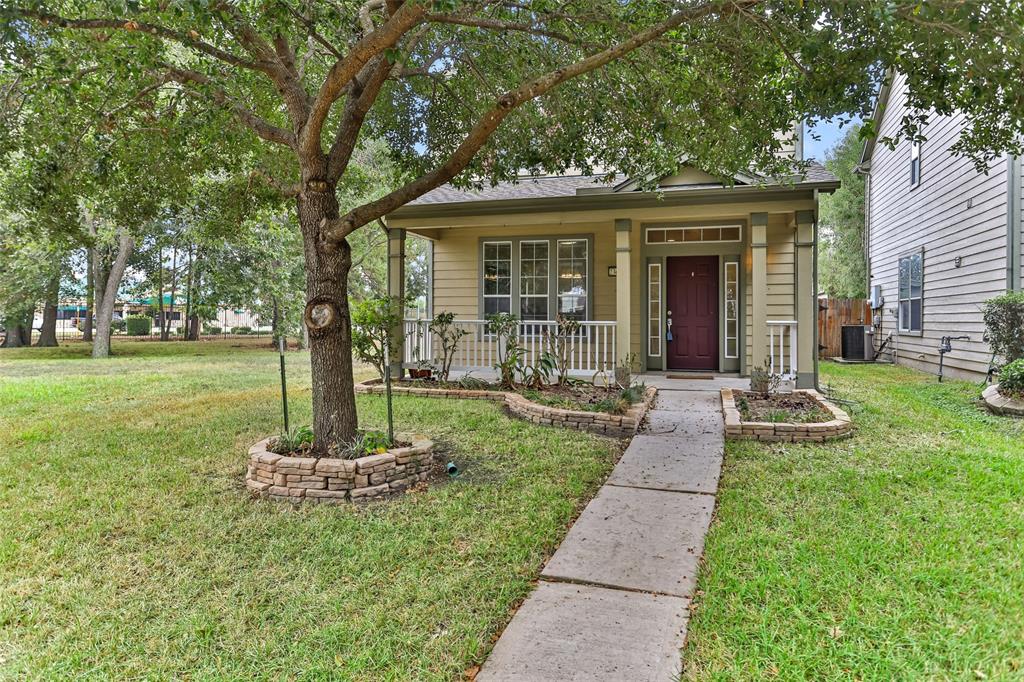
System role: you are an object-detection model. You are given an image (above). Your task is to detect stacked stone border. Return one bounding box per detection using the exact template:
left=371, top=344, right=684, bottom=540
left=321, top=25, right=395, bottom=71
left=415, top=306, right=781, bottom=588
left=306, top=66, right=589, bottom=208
left=245, top=433, right=434, bottom=504
left=355, top=379, right=657, bottom=437
left=982, top=384, right=1024, bottom=417
left=721, top=387, right=853, bottom=442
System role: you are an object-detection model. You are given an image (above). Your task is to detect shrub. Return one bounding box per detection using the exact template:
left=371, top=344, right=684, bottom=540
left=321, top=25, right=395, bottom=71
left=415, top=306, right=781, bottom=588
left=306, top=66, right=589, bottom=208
left=544, top=315, right=581, bottom=385
left=269, top=425, right=315, bottom=455
left=750, top=357, right=782, bottom=395
left=983, top=292, right=1024, bottom=363
left=110, top=318, right=126, bottom=333
left=125, top=316, right=152, bottom=336
left=348, top=430, right=392, bottom=456
left=487, top=313, right=523, bottom=388
left=428, top=311, right=469, bottom=382
left=204, top=325, right=222, bottom=335
left=998, top=358, right=1024, bottom=395
left=351, top=296, right=406, bottom=378
left=231, top=326, right=252, bottom=335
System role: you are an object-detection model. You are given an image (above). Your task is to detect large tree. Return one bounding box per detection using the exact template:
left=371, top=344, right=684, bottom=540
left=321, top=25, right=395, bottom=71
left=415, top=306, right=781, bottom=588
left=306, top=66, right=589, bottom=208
left=4, top=1, right=1023, bottom=450
left=818, top=124, right=867, bottom=299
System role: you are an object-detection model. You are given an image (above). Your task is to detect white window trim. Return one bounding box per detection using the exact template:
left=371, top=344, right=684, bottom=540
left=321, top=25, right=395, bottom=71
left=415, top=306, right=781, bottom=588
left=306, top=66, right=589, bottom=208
left=898, top=251, right=923, bottom=333
left=519, top=240, right=550, bottom=321
left=645, top=225, right=743, bottom=245
left=910, top=139, right=922, bottom=188
left=648, top=262, right=662, bottom=357
left=482, top=240, right=512, bottom=316
left=724, top=261, right=739, bottom=358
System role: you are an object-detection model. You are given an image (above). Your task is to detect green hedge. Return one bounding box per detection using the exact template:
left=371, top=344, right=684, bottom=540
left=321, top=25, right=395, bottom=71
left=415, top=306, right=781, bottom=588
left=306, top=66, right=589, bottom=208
left=204, top=325, right=223, bottom=335
left=231, top=326, right=252, bottom=335
left=999, top=359, right=1024, bottom=394
left=125, top=316, right=153, bottom=336
left=983, top=292, right=1024, bottom=363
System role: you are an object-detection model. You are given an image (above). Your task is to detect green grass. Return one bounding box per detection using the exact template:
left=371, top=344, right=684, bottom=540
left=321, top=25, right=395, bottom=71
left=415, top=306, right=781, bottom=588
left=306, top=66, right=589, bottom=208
left=0, top=339, right=621, bottom=680
left=684, top=362, right=1024, bottom=680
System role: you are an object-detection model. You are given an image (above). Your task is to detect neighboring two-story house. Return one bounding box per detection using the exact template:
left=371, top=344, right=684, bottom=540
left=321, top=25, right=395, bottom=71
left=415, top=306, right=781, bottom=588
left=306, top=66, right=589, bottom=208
left=860, top=73, right=1023, bottom=381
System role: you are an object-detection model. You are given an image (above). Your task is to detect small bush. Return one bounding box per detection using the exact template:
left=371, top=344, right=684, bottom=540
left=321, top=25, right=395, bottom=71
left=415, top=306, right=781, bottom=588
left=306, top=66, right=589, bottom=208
left=998, top=358, right=1024, bottom=395
left=125, top=316, right=153, bottom=336
left=204, top=325, right=222, bottom=335
left=348, top=430, right=392, bottom=456
left=110, top=318, right=126, bottom=333
left=269, top=425, right=315, bottom=455
left=231, top=326, right=252, bottom=335
left=983, top=292, right=1024, bottom=363
left=750, top=358, right=782, bottom=395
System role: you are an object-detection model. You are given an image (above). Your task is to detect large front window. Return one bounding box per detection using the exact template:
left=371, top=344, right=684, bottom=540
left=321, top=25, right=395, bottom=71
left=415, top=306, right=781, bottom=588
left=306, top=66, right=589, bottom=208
left=898, top=252, right=923, bottom=332
left=480, top=237, right=589, bottom=321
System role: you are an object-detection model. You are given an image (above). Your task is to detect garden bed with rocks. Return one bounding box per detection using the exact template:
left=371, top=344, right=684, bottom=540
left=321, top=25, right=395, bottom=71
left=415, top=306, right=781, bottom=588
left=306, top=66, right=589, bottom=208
left=982, top=384, right=1024, bottom=417
left=721, top=387, right=852, bottom=442
left=245, top=433, right=435, bottom=504
left=356, top=378, right=657, bottom=437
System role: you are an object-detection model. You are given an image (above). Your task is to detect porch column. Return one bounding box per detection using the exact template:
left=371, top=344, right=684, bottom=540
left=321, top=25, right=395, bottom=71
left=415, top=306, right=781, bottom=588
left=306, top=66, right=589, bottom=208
left=387, top=227, right=406, bottom=379
left=751, top=212, right=769, bottom=371
left=615, top=218, right=632, bottom=367
left=795, top=210, right=816, bottom=388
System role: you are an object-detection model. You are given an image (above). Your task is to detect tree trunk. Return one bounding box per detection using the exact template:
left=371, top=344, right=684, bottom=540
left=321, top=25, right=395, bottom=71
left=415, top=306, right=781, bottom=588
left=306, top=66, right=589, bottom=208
left=93, top=233, right=134, bottom=359
left=2, top=321, right=30, bottom=348
left=297, top=183, right=358, bottom=452
left=188, top=314, right=200, bottom=340
left=83, top=246, right=94, bottom=342
left=36, top=269, right=60, bottom=347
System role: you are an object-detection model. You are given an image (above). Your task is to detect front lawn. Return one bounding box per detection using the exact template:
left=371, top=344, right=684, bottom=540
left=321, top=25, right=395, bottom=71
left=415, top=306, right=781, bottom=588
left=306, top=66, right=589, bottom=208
left=685, top=362, right=1024, bottom=679
left=0, top=340, right=620, bottom=679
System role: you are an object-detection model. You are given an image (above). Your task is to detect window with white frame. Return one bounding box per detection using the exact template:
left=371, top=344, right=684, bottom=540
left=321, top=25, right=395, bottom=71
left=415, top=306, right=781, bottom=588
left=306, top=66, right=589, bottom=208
left=724, top=261, right=738, bottom=358
left=898, top=252, right=923, bottom=332
left=519, top=240, right=549, bottom=320
left=557, top=239, right=588, bottom=321
left=648, top=262, right=662, bottom=357
left=645, top=225, right=741, bottom=244
left=480, top=238, right=589, bottom=322
left=910, top=139, right=921, bottom=187
left=482, top=241, right=512, bottom=316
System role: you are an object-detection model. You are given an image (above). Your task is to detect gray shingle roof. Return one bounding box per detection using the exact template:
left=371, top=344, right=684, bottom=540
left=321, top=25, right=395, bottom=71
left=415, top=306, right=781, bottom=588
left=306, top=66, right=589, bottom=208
left=409, top=162, right=838, bottom=206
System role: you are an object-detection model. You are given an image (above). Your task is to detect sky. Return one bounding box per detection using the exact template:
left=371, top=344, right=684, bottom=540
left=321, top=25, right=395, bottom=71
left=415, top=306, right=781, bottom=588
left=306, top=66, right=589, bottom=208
left=803, top=116, right=862, bottom=163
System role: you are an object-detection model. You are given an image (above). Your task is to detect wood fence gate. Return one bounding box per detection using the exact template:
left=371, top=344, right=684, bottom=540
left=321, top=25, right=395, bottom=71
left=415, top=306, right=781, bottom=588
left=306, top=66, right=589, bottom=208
left=817, top=297, right=872, bottom=358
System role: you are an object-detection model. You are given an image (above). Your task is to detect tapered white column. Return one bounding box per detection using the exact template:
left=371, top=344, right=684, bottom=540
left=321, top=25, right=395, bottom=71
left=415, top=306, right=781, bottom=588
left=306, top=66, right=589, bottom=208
left=795, top=210, right=816, bottom=388
left=615, top=219, right=632, bottom=367
left=751, top=213, right=769, bottom=371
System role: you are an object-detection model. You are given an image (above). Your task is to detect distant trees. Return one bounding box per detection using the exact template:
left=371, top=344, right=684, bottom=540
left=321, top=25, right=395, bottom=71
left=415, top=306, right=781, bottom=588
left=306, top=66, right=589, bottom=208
left=819, top=125, right=867, bottom=299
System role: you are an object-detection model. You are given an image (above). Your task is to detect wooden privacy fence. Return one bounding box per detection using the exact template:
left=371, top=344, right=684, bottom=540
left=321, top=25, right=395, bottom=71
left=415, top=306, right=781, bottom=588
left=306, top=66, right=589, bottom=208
left=817, top=297, right=872, bottom=358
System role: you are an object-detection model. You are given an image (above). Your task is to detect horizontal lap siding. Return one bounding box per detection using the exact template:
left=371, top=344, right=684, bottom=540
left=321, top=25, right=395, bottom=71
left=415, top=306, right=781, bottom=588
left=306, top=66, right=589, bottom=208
left=868, top=74, right=1009, bottom=380
left=745, top=215, right=796, bottom=370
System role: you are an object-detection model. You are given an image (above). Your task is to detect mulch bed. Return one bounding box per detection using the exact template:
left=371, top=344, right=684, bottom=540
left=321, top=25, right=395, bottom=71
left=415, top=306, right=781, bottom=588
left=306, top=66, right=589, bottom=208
left=393, top=379, right=635, bottom=414
left=733, top=390, right=832, bottom=424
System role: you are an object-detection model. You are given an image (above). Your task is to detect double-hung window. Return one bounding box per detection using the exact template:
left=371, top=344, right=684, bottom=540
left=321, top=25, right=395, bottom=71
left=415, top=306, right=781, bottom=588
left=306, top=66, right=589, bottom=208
left=480, top=237, right=589, bottom=322
left=898, top=252, right=923, bottom=333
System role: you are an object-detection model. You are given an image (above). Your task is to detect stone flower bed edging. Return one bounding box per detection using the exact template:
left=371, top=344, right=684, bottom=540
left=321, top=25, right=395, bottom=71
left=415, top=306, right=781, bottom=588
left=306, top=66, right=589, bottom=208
left=982, top=384, right=1024, bottom=417
left=245, top=433, right=434, bottom=504
left=355, top=378, right=657, bottom=437
left=721, top=387, right=853, bottom=442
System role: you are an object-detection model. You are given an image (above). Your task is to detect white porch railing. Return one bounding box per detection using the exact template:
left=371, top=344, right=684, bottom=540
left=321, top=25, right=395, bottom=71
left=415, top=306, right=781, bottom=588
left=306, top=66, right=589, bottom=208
left=767, top=320, right=798, bottom=379
left=402, top=318, right=617, bottom=377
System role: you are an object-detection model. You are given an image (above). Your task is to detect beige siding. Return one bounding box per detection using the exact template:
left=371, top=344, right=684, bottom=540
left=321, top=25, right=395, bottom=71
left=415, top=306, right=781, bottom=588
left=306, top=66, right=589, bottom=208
left=867, top=74, right=1011, bottom=380
left=745, top=215, right=797, bottom=369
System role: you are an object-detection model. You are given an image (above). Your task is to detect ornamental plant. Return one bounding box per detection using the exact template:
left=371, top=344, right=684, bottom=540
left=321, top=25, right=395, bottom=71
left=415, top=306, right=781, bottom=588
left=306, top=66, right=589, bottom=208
left=428, top=311, right=469, bottom=382
left=983, top=292, right=1024, bottom=364
left=998, top=359, right=1024, bottom=397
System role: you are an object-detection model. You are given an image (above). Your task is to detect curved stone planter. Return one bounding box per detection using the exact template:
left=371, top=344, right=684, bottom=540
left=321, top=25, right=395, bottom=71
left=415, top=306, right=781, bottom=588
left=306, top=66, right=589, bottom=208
left=721, top=388, right=853, bottom=442
left=982, top=384, right=1024, bottom=417
left=245, top=433, right=434, bottom=504
left=355, top=379, right=657, bottom=437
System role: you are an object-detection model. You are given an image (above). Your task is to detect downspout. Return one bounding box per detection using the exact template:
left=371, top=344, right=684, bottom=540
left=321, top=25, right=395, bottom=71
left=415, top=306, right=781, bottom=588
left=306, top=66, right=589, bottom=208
left=1008, top=155, right=1022, bottom=292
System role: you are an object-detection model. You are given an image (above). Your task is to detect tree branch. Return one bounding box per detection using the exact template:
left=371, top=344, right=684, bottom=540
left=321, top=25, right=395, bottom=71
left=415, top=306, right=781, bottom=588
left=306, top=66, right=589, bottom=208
left=14, top=9, right=263, bottom=72
left=323, top=0, right=762, bottom=241
left=301, top=1, right=427, bottom=159
left=326, top=56, right=393, bottom=180
left=249, top=169, right=302, bottom=198
left=426, top=13, right=595, bottom=48
left=163, top=68, right=296, bottom=147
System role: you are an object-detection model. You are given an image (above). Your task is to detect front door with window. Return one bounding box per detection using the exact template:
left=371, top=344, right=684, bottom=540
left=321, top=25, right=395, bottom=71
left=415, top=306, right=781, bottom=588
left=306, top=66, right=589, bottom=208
left=666, top=255, right=719, bottom=370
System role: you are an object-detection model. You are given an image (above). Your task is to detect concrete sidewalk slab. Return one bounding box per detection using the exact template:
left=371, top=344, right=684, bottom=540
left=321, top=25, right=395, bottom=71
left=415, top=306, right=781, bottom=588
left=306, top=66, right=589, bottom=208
left=643, top=407, right=722, bottom=436
left=541, top=485, right=714, bottom=597
left=477, top=580, right=688, bottom=682
left=608, top=435, right=722, bottom=494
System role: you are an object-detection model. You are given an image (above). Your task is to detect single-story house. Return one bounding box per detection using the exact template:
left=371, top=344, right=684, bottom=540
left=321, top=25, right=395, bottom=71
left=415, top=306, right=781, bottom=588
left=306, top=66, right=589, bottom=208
left=860, top=72, right=1023, bottom=381
left=384, top=161, right=839, bottom=388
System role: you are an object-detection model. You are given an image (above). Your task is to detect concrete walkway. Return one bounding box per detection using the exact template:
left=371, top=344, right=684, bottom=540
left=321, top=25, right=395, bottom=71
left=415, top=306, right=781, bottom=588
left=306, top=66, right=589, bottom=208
left=478, top=384, right=724, bottom=681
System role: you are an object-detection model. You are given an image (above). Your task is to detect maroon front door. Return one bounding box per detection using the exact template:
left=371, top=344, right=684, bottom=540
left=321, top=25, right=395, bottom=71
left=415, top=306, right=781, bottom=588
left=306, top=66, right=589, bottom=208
left=666, top=256, right=719, bottom=370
